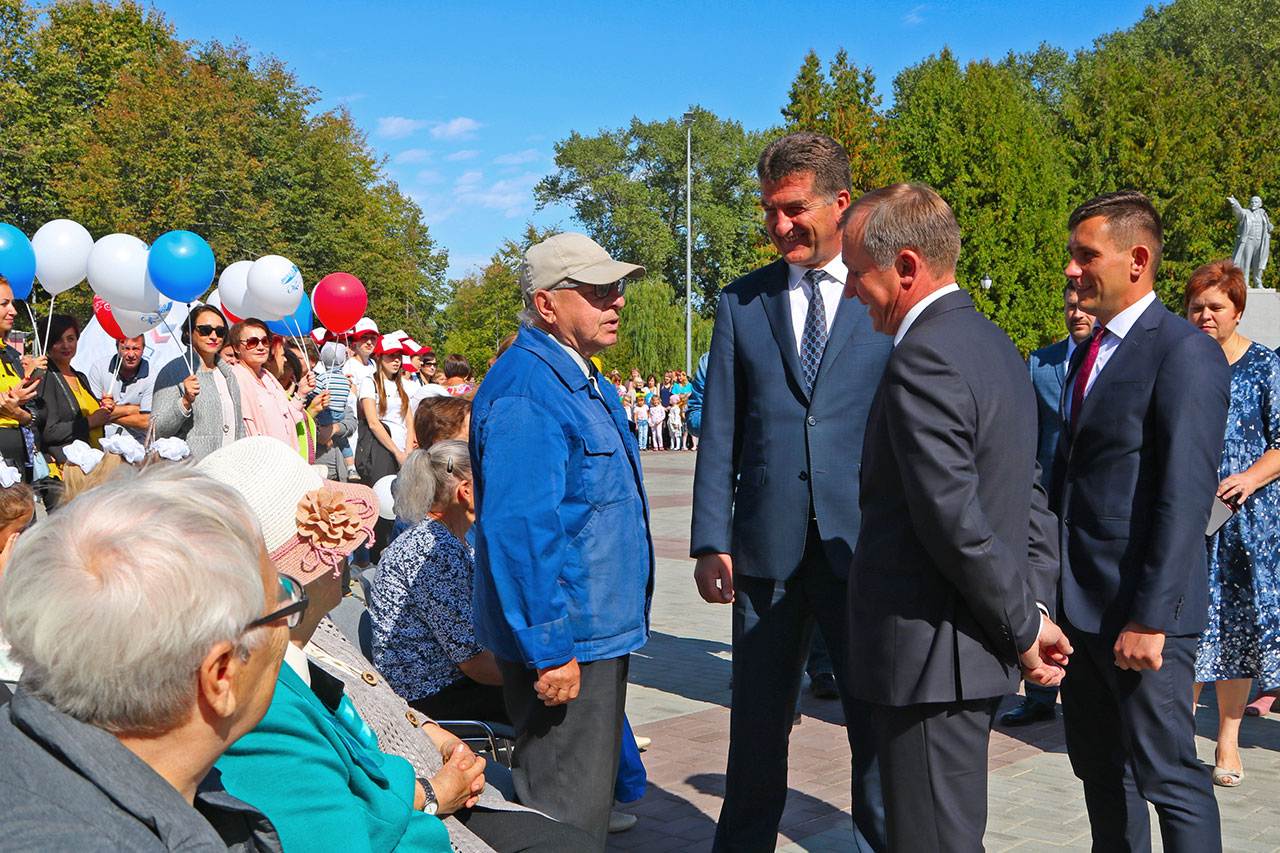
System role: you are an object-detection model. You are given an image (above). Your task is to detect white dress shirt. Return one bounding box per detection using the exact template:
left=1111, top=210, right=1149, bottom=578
left=787, top=257, right=847, bottom=357
left=284, top=641, right=311, bottom=687
left=892, top=283, right=961, bottom=347
left=1064, top=289, right=1157, bottom=421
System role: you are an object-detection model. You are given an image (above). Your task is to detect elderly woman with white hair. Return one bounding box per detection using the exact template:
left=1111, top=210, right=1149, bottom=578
left=370, top=441, right=506, bottom=723
left=0, top=466, right=292, bottom=850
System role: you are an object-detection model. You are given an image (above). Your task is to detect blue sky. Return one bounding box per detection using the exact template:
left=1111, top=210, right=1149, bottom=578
left=154, top=0, right=1152, bottom=280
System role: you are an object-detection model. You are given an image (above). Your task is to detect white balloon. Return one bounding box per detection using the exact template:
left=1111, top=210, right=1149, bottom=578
left=114, top=301, right=173, bottom=338
left=216, top=261, right=255, bottom=318
left=32, top=219, right=94, bottom=296
left=373, top=474, right=397, bottom=521
left=247, top=255, right=304, bottom=318
left=86, top=234, right=161, bottom=312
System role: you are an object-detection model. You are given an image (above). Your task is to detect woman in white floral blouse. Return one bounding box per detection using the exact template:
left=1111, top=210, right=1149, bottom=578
left=368, top=440, right=507, bottom=721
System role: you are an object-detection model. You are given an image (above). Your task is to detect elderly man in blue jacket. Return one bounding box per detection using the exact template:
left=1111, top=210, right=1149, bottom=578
left=471, top=232, right=653, bottom=849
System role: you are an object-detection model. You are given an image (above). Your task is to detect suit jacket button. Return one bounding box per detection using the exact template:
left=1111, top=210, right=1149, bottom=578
left=799, top=471, right=809, bottom=481
left=807, top=415, right=817, bottom=426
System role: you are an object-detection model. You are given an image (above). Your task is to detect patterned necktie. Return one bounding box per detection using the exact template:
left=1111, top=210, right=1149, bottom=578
left=800, top=269, right=829, bottom=394
left=1070, top=325, right=1105, bottom=432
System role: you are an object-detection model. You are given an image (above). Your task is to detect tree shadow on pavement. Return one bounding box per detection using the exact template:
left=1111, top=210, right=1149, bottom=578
left=630, top=631, right=733, bottom=707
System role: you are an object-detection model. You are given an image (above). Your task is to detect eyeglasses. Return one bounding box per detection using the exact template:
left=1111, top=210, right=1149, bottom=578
left=194, top=324, right=227, bottom=339
left=552, top=279, right=630, bottom=301
left=238, top=336, right=272, bottom=350
left=245, top=575, right=308, bottom=631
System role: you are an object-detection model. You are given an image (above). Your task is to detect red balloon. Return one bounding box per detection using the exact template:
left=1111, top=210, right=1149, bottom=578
left=92, top=295, right=127, bottom=341
left=312, top=273, right=367, bottom=334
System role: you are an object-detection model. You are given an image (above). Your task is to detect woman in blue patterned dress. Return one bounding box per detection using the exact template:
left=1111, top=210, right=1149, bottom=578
left=368, top=440, right=509, bottom=722
left=1186, top=260, right=1280, bottom=788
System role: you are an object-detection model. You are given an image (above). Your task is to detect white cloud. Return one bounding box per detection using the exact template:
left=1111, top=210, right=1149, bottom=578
left=415, top=169, right=444, bottom=184
left=377, top=116, right=431, bottom=139
left=393, top=148, right=432, bottom=165
left=430, top=117, right=482, bottom=140
left=455, top=171, right=541, bottom=218
left=446, top=253, right=490, bottom=280
left=455, top=170, right=485, bottom=188
left=903, top=4, right=926, bottom=25
left=493, top=148, right=542, bottom=166
left=445, top=149, right=480, bottom=162
left=407, top=190, right=457, bottom=226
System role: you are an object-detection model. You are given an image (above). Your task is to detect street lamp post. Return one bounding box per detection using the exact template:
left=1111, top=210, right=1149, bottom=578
left=683, top=110, right=694, bottom=376
left=981, top=273, right=992, bottom=293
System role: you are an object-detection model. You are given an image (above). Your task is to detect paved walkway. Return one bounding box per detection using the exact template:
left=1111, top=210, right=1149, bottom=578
left=614, top=450, right=1280, bottom=851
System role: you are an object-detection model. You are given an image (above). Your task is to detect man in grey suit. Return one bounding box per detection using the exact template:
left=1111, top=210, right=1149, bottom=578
left=843, top=183, right=1070, bottom=850
left=1001, top=284, right=1096, bottom=727
left=691, top=132, right=890, bottom=852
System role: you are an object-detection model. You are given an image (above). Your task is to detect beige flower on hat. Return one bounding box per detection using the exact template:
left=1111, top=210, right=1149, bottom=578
left=296, top=489, right=364, bottom=553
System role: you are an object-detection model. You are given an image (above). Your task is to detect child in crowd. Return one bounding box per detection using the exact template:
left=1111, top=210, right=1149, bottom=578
left=634, top=394, right=650, bottom=450
left=667, top=395, right=684, bottom=450
left=314, top=342, right=355, bottom=470
left=648, top=394, right=666, bottom=451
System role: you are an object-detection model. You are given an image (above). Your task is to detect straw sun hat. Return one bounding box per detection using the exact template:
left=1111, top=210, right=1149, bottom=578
left=197, top=436, right=378, bottom=583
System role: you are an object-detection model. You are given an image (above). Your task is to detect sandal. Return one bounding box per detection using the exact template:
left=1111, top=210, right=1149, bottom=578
left=1244, top=694, right=1276, bottom=717
left=1212, top=765, right=1244, bottom=787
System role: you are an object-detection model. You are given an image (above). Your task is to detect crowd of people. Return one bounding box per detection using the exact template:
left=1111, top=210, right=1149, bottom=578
left=0, top=128, right=1277, bottom=853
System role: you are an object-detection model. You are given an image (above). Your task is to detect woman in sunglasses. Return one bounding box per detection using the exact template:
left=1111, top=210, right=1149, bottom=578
left=230, top=318, right=312, bottom=460
left=151, top=304, right=244, bottom=461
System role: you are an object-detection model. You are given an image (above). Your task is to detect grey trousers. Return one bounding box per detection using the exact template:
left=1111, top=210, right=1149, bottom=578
left=497, top=655, right=629, bottom=851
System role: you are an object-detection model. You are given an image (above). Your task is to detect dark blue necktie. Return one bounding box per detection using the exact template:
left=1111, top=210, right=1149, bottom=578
left=800, top=269, right=828, bottom=394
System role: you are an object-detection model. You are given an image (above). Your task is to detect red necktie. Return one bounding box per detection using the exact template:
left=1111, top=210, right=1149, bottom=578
left=1070, top=326, right=1105, bottom=432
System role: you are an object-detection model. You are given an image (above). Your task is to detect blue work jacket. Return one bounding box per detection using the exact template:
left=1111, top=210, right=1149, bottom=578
left=471, top=325, right=654, bottom=669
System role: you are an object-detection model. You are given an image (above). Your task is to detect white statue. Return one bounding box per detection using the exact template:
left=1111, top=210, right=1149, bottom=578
left=1228, top=195, right=1273, bottom=288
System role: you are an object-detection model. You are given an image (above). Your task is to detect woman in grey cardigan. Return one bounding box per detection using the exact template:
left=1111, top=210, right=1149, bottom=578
left=151, top=305, right=244, bottom=460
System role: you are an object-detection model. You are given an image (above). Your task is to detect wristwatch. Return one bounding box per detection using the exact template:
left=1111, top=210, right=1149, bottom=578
left=416, top=777, right=438, bottom=815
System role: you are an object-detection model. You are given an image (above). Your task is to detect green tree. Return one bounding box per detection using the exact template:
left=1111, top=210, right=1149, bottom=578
left=600, top=277, right=712, bottom=377
left=890, top=50, right=1073, bottom=352
left=782, top=49, right=901, bottom=193
left=535, top=107, right=771, bottom=311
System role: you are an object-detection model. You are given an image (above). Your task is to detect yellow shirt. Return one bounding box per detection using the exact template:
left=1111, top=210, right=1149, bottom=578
left=0, top=359, right=21, bottom=429
left=66, top=375, right=105, bottom=449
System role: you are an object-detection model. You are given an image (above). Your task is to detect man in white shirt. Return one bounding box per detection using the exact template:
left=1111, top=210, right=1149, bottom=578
left=86, top=335, right=153, bottom=441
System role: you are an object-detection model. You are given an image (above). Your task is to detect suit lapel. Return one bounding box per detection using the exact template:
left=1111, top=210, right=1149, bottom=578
left=812, top=291, right=865, bottom=392
left=759, top=261, right=809, bottom=401
left=1076, top=302, right=1160, bottom=429
left=1051, top=339, right=1069, bottom=391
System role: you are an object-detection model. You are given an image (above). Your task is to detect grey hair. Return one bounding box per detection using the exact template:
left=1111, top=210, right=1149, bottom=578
left=394, top=440, right=472, bottom=523
left=843, top=182, right=961, bottom=274
left=0, top=465, right=269, bottom=734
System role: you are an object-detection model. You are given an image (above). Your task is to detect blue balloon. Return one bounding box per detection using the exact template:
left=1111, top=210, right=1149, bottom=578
left=0, top=224, right=36, bottom=300
left=147, top=230, right=216, bottom=303
left=267, top=291, right=313, bottom=338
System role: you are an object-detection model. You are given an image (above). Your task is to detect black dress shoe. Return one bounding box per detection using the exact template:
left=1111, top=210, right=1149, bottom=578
left=809, top=672, right=840, bottom=700
left=999, top=698, right=1055, bottom=727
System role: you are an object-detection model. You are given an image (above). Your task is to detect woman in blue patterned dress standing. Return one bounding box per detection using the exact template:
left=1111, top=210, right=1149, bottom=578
left=1185, top=260, right=1280, bottom=788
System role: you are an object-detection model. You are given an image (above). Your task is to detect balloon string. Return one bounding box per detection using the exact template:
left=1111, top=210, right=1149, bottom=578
left=158, top=312, right=190, bottom=375
left=23, top=302, right=41, bottom=356
left=109, top=355, right=123, bottom=399
left=186, top=303, right=195, bottom=375
left=41, top=295, right=56, bottom=355
left=288, top=316, right=311, bottom=374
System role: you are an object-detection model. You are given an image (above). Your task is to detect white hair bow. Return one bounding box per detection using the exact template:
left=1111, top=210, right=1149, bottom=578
left=63, top=440, right=104, bottom=474
left=100, top=433, right=146, bottom=465
left=0, top=461, right=20, bottom=489
left=150, top=437, right=191, bottom=461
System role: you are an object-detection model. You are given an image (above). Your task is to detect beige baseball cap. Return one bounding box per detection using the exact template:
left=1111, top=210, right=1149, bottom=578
left=519, top=232, right=645, bottom=304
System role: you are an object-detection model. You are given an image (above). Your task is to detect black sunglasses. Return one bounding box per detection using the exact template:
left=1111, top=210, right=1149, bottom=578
left=194, top=324, right=227, bottom=338
left=245, top=575, right=308, bottom=631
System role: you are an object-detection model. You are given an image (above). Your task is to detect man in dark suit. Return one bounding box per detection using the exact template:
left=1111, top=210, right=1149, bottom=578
left=842, top=183, right=1070, bottom=850
left=690, top=132, right=891, bottom=852
left=1001, top=284, right=1096, bottom=727
left=1055, top=190, right=1228, bottom=850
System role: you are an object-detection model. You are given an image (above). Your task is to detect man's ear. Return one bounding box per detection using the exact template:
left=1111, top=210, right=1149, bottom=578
left=1130, top=245, right=1152, bottom=281
left=198, top=640, right=241, bottom=720
left=895, top=250, right=920, bottom=288
left=532, top=289, right=557, bottom=324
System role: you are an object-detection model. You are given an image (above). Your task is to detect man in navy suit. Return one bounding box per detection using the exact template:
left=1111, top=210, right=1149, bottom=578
left=1001, top=284, right=1096, bottom=727
left=690, top=132, right=890, bottom=852
left=1055, top=190, right=1229, bottom=850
